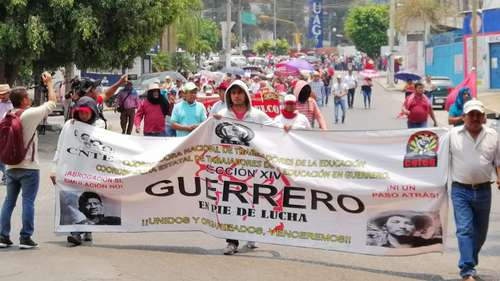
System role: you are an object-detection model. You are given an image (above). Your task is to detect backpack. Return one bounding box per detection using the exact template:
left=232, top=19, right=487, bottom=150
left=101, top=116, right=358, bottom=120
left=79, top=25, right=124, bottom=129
left=0, top=110, right=36, bottom=165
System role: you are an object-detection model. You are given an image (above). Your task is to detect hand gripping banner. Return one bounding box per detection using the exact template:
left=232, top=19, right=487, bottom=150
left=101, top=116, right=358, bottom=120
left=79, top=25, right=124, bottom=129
left=55, top=118, right=449, bottom=256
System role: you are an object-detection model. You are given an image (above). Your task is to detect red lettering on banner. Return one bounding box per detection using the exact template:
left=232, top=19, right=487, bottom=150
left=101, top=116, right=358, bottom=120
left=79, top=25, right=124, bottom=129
left=199, top=94, right=281, bottom=118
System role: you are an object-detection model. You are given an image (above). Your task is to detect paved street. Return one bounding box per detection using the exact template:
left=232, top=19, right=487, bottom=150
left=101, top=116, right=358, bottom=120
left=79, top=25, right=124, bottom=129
left=1, top=83, right=499, bottom=281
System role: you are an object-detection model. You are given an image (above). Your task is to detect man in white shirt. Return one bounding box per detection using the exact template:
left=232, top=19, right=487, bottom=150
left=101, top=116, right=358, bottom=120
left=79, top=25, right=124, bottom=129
left=343, top=69, right=358, bottom=109
left=0, top=84, right=13, bottom=185
left=274, top=94, right=311, bottom=130
left=449, top=100, right=500, bottom=281
left=331, top=75, right=348, bottom=124
left=0, top=72, right=56, bottom=249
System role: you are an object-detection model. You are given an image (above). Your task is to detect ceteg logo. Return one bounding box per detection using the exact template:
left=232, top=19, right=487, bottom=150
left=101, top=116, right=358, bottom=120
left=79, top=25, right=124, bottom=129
left=403, top=131, right=439, bottom=168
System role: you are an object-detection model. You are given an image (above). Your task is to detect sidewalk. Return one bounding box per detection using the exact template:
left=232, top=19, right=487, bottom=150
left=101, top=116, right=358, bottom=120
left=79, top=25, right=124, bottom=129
left=374, top=77, right=500, bottom=113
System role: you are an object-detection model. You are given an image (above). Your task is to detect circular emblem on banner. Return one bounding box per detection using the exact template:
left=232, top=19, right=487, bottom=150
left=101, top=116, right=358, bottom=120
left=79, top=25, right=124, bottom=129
left=215, top=122, right=255, bottom=147
left=403, top=131, right=439, bottom=168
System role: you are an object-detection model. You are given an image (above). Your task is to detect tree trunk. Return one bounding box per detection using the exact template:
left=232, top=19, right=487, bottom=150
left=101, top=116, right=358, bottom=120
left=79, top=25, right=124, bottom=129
left=33, top=63, right=43, bottom=106
left=64, top=63, right=74, bottom=95
left=0, top=60, right=19, bottom=86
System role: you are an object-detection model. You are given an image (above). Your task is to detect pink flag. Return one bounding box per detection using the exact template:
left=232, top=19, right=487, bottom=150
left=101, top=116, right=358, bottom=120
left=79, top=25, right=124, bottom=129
left=445, top=70, right=477, bottom=111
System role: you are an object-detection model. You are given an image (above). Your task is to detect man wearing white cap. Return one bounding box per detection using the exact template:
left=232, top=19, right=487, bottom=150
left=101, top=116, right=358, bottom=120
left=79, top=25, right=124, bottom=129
left=449, top=99, right=500, bottom=281
left=0, top=84, right=13, bottom=185
left=170, top=82, right=207, bottom=137
left=274, top=94, right=311, bottom=130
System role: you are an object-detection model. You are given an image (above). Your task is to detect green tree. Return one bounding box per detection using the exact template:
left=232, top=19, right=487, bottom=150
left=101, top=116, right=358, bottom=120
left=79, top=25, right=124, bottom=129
left=253, top=40, right=273, bottom=55
left=152, top=51, right=195, bottom=73
left=0, top=0, right=189, bottom=85
left=152, top=52, right=174, bottom=72
left=274, top=39, right=290, bottom=56
left=344, top=4, right=389, bottom=58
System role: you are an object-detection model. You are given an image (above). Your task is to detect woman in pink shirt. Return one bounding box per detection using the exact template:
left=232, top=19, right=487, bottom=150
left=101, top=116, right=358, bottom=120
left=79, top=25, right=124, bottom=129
left=134, top=83, right=169, bottom=136
left=293, top=80, right=327, bottom=129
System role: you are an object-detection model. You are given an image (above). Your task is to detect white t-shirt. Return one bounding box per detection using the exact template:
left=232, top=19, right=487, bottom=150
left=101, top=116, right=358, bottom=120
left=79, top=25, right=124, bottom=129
left=343, top=74, right=358, bottom=89
left=274, top=113, right=311, bottom=129
left=331, top=82, right=349, bottom=100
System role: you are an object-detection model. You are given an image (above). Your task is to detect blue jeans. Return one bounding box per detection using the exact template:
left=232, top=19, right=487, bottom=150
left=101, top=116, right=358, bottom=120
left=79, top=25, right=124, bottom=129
left=362, top=89, right=372, bottom=108
left=451, top=182, right=492, bottom=278
left=324, top=86, right=330, bottom=105
left=0, top=161, right=5, bottom=182
left=407, top=121, right=427, bottom=128
left=334, top=98, right=347, bottom=123
left=0, top=169, right=40, bottom=238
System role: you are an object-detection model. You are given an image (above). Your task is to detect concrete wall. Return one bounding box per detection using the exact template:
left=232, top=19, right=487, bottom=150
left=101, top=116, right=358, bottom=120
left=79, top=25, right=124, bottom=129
left=425, top=42, right=464, bottom=86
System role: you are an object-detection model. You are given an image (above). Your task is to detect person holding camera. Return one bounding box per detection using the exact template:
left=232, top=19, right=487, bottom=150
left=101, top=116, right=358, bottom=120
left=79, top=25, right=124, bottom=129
left=114, top=81, right=140, bottom=135
left=68, top=74, right=128, bottom=122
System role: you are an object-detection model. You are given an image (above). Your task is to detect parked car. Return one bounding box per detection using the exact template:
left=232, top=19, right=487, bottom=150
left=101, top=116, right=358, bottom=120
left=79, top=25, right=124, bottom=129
left=429, top=76, right=453, bottom=109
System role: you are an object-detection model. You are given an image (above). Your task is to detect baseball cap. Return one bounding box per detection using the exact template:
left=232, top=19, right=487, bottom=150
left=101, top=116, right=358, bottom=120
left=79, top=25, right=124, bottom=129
left=183, top=82, right=198, bottom=92
left=284, top=94, right=297, bottom=104
left=463, top=99, right=485, bottom=114
left=0, top=84, right=11, bottom=95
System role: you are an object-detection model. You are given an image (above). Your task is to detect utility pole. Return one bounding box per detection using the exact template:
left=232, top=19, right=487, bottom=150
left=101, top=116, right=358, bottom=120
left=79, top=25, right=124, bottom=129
left=239, top=0, right=243, bottom=54
left=273, top=0, right=277, bottom=44
left=225, top=0, right=232, bottom=68
left=471, top=0, right=478, bottom=71
left=387, top=0, right=396, bottom=87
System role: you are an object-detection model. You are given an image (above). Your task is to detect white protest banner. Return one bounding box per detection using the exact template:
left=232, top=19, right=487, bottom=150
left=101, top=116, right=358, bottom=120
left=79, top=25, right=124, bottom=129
left=55, top=118, right=449, bottom=256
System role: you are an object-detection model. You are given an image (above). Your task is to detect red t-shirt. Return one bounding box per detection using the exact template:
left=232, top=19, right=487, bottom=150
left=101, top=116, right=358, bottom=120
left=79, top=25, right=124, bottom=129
left=233, top=109, right=246, bottom=120
left=404, top=94, right=431, bottom=123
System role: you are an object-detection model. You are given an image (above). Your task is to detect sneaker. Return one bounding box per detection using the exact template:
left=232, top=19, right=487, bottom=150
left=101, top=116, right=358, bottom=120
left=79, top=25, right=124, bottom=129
left=67, top=234, right=82, bottom=246
left=0, top=236, right=13, bottom=248
left=246, top=241, right=257, bottom=249
left=223, top=242, right=238, bottom=255
left=82, top=232, right=93, bottom=242
left=19, top=237, right=38, bottom=249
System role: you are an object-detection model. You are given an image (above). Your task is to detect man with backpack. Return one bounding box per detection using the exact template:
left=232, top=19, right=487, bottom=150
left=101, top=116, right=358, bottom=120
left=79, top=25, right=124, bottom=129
left=0, top=84, right=13, bottom=185
left=0, top=72, right=56, bottom=249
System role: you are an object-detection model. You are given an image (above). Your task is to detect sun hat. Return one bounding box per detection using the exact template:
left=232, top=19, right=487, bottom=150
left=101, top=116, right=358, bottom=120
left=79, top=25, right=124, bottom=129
left=0, top=84, right=11, bottom=95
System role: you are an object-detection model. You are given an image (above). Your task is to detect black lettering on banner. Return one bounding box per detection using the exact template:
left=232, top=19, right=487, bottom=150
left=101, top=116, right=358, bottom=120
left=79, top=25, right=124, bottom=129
left=205, top=178, right=218, bottom=200
left=283, top=186, right=306, bottom=209
left=253, top=184, right=278, bottom=206
left=145, top=180, right=174, bottom=196
left=179, top=177, right=201, bottom=196
left=222, top=181, right=248, bottom=203
left=338, top=194, right=365, bottom=214
left=311, top=189, right=336, bottom=211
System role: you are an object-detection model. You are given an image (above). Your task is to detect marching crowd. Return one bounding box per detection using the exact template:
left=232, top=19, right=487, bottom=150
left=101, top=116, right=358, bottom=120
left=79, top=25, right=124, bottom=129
left=0, top=64, right=499, bottom=281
